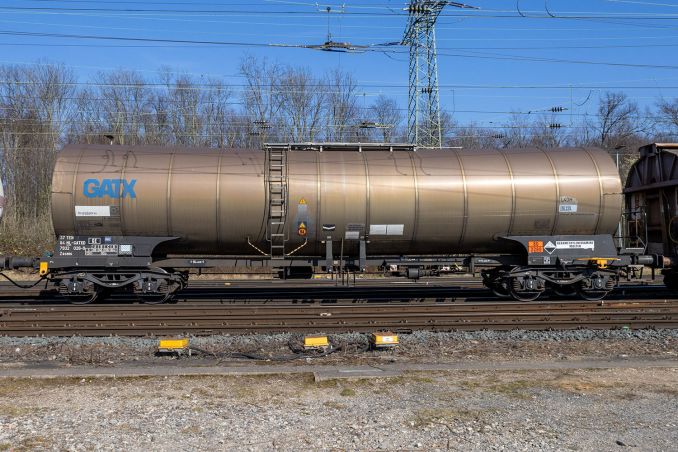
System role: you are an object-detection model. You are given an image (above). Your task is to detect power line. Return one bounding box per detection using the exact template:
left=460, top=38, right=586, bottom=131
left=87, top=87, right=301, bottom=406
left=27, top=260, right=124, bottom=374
left=7, top=78, right=678, bottom=90
left=5, top=4, right=678, bottom=19
left=7, top=40, right=678, bottom=51
left=2, top=57, right=678, bottom=89
left=0, top=28, right=676, bottom=72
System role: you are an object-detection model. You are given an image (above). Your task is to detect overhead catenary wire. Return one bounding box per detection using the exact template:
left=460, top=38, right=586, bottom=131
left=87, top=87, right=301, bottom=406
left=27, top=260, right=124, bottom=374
left=2, top=56, right=678, bottom=89
left=5, top=4, right=678, bottom=19
left=0, top=1, right=672, bottom=139
left=0, top=28, right=676, bottom=72
left=1, top=103, right=672, bottom=120
left=9, top=14, right=678, bottom=41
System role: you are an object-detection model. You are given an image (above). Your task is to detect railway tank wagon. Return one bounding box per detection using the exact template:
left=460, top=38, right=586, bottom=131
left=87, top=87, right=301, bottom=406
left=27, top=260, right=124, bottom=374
left=624, top=143, right=678, bottom=288
left=51, top=143, right=622, bottom=254
left=40, top=142, right=627, bottom=302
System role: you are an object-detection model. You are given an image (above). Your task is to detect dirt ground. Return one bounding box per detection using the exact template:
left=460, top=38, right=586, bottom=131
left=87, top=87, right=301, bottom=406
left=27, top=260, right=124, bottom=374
left=0, top=329, right=676, bottom=450
left=0, top=366, right=676, bottom=451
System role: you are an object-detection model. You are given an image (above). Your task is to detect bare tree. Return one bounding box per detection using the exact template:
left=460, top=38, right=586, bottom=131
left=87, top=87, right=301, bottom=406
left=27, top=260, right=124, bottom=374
left=529, top=114, right=568, bottom=148
left=368, top=95, right=402, bottom=143
left=276, top=66, right=324, bottom=142
left=0, top=63, right=74, bottom=220
left=324, top=69, right=359, bottom=142
left=201, top=78, right=234, bottom=148
left=240, top=56, right=284, bottom=147
left=656, top=97, right=678, bottom=142
left=499, top=114, right=532, bottom=148
left=447, top=121, right=498, bottom=149
left=588, top=92, right=644, bottom=150
left=96, top=69, right=151, bottom=145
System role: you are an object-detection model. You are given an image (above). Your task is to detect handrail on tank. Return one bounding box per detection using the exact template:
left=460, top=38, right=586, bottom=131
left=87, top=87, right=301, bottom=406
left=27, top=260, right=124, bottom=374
left=264, top=142, right=417, bottom=152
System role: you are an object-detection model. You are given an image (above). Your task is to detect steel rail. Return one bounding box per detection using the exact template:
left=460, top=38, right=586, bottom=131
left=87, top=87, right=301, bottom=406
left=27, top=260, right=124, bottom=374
left=1, top=300, right=676, bottom=336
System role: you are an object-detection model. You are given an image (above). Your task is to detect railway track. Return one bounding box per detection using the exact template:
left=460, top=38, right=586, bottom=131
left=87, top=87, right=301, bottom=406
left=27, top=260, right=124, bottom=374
left=0, top=277, right=671, bottom=304
left=1, top=278, right=676, bottom=336
left=1, top=300, right=676, bottom=336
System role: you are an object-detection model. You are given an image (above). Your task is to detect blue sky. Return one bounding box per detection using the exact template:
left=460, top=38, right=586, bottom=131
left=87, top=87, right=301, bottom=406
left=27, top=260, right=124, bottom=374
left=2, top=0, right=678, bottom=128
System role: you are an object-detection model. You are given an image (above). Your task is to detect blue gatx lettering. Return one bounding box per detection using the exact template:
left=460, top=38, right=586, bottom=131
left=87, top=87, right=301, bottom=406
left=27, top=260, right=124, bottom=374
left=83, top=179, right=137, bottom=198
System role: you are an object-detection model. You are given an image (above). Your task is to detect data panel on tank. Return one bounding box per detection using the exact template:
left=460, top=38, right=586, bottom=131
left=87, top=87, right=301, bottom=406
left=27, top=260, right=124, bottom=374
left=57, top=236, right=120, bottom=256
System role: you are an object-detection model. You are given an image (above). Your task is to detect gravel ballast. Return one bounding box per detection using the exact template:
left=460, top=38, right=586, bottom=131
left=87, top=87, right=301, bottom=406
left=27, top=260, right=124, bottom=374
left=0, top=329, right=676, bottom=450
left=0, top=328, right=676, bottom=366
left=0, top=368, right=676, bottom=451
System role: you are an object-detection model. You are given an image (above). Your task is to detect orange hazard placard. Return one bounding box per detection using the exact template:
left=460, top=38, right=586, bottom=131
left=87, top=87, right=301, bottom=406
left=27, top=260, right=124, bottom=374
left=528, top=240, right=544, bottom=253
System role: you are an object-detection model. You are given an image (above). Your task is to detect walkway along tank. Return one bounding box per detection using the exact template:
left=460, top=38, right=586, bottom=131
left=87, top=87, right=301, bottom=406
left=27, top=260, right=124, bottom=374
left=5, top=142, right=656, bottom=303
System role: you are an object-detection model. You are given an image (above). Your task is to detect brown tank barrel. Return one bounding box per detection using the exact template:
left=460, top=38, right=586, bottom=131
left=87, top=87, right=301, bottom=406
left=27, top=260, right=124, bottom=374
left=51, top=144, right=622, bottom=256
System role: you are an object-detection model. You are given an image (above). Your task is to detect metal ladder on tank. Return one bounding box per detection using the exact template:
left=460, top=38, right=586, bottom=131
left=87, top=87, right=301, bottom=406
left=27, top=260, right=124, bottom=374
left=266, top=144, right=288, bottom=263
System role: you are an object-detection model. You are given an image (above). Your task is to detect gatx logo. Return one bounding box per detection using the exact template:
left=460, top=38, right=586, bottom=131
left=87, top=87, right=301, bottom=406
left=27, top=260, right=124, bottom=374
left=83, top=178, right=137, bottom=198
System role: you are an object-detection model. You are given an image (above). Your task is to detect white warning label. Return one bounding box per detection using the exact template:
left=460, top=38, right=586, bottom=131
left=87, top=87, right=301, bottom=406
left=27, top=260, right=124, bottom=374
left=75, top=205, right=111, bottom=217
left=555, top=240, right=594, bottom=250
left=369, top=224, right=405, bottom=236
left=559, top=204, right=578, bottom=213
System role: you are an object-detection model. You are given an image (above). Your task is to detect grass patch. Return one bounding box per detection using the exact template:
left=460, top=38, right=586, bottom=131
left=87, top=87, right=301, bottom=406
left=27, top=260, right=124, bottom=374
left=650, top=387, right=678, bottom=397
left=190, top=387, right=216, bottom=398
left=10, top=435, right=53, bottom=452
left=613, top=392, right=639, bottom=401
left=0, top=405, right=45, bottom=417
left=459, top=380, right=483, bottom=390
left=323, top=401, right=347, bottom=410
left=413, top=407, right=488, bottom=427
left=410, top=376, right=435, bottom=384
left=550, top=378, right=615, bottom=393
left=458, top=373, right=622, bottom=399
left=0, top=214, right=55, bottom=256
left=340, top=388, right=356, bottom=397
left=311, top=379, right=340, bottom=389
left=0, top=377, right=83, bottom=397
left=486, top=380, right=538, bottom=399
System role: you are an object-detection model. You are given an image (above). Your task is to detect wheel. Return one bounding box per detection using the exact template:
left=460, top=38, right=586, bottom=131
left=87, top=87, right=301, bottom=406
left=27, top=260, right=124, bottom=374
left=65, top=289, right=100, bottom=305
left=137, top=292, right=172, bottom=304
left=482, top=270, right=511, bottom=298
left=490, top=286, right=511, bottom=298
left=551, top=284, right=577, bottom=297
left=487, top=280, right=510, bottom=298
left=577, top=275, right=613, bottom=301
left=509, top=285, right=542, bottom=302
left=58, top=280, right=101, bottom=304
left=135, top=278, right=177, bottom=304
left=577, top=288, right=609, bottom=301
left=508, top=276, right=543, bottom=302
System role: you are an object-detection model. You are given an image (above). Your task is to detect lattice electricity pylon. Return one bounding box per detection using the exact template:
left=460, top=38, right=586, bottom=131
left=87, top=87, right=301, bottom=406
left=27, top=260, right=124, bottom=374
left=402, top=1, right=477, bottom=147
